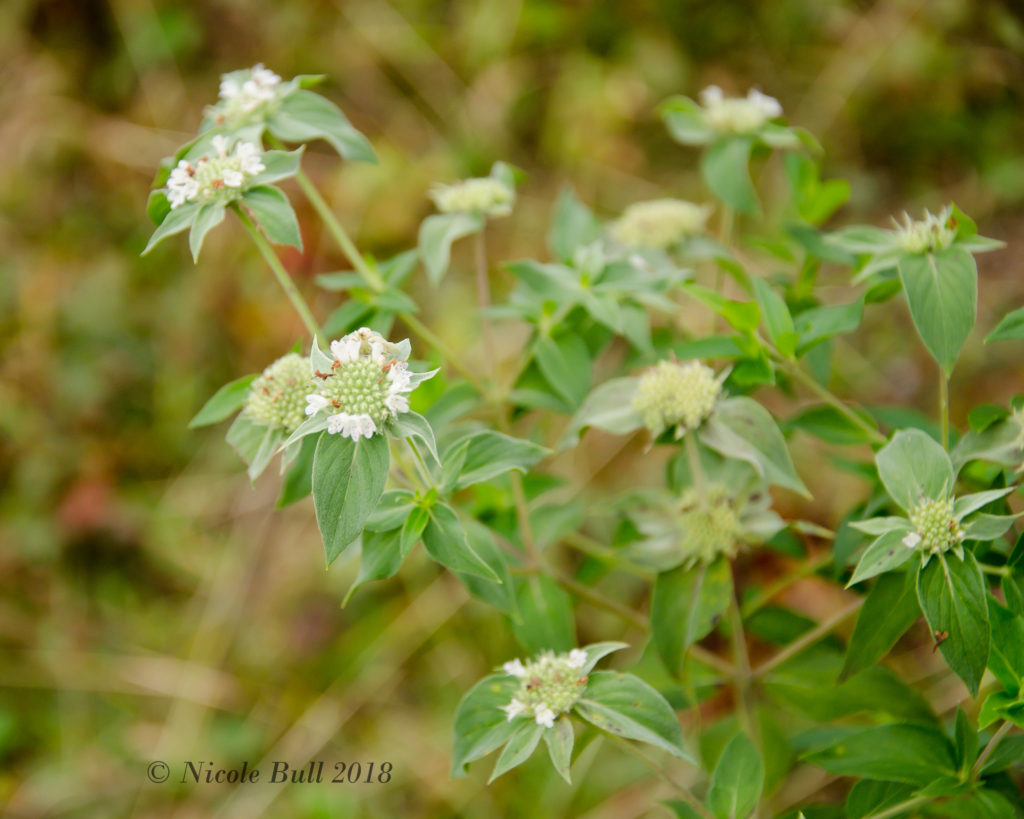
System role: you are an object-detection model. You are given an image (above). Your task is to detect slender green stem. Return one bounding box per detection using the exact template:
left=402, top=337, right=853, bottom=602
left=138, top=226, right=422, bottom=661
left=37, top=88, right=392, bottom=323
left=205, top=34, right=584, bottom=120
left=233, top=204, right=323, bottom=343
left=685, top=432, right=708, bottom=505
left=752, top=598, right=864, bottom=679
left=280, top=150, right=492, bottom=395
left=773, top=353, right=886, bottom=446
left=727, top=584, right=758, bottom=747
left=864, top=794, right=930, bottom=819
left=390, top=441, right=425, bottom=494
left=741, top=553, right=833, bottom=618
left=979, top=562, right=1011, bottom=578
left=610, top=736, right=714, bottom=818
left=972, top=721, right=1013, bottom=778
left=939, top=367, right=950, bottom=450
left=405, top=437, right=436, bottom=492
left=561, top=532, right=656, bottom=580
left=474, top=229, right=495, bottom=372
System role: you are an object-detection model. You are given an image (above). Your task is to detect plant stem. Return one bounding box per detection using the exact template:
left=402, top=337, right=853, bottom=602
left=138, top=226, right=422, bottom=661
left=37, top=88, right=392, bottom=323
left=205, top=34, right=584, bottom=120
left=474, top=229, right=495, bottom=373
left=548, top=568, right=647, bottom=631
left=741, top=552, right=833, bottom=618
left=610, top=736, right=714, bottom=819
left=727, top=584, right=758, bottom=748
left=864, top=794, right=930, bottom=819
left=972, top=720, right=1013, bottom=778
left=939, top=367, right=950, bottom=450
left=282, top=152, right=491, bottom=395
left=773, top=353, right=886, bottom=446
left=685, top=432, right=708, bottom=505
left=390, top=441, right=426, bottom=494
left=979, top=562, right=1011, bottom=578
left=752, top=597, right=864, bottom=679
left=561, top=532, right=656, bottom=580
left=233, top=204, right=323, bottom=343
left=405, top=437, right=436, bottom=491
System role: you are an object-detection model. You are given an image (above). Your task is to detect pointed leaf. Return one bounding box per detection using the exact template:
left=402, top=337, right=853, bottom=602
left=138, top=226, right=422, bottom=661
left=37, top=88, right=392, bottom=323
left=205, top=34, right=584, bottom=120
left=544, top=716, right=574, bottom=783
left=707, top=732, right=764, bottom=819
left=242, top=185, right=302, bottom=250
left=418, top=212, right=484, bottom=285
left=189, top=374, right=256, bottom=428
left=421, top=502, right=498, bottom=580
left=270, top=90, right=376, bottom=162
left=652, top=558, right=733, bottom=674
left=489, top=721, right=544, bottom=782
left=876, top=428, right=954, bottom=512
left=842, top=570, right=921, bottom=679
left=451, top=673, right=521, bottom=776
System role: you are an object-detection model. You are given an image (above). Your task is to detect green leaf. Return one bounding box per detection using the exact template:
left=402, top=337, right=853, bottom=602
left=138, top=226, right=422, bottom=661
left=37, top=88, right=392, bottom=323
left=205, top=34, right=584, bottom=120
left=189, top=374, right=256, bottom=428
left=575, top=671, right=694, bottom=761
left=954, top=708, right=979, bottom=772
left=141, top=201, right=200, bottom=255
left=701, top=137, right=759, bottom=215
left=344, top=526, right=405, bottom=603
left=270, top=90, right=376, bottom=162
left=700, top=396, right=809, bottom=497
left=651, top=558, right=733, bottom=675
left=225, top=415, right=284, bottom=481
left=277, top=434, right=317, bottom=507
left=753, top=277, right=796, bottom=357
left=489, top=721, right=544, bottom=782
left=562, top=377, right=643, bottom=445
left=842, top=570, right=921, bottom=680
left=458, top=521, right=517, bottom=614
left=793, top=299, right=863, bottom=355
left=804, top=723, right=958, bottom=785
left=786, top=405, right=878, bottom=446
left=421, top=502, right=498, bottom=580
left=916, top=552, right=990, bottom=696
left=242, top=185, right=302, bottom=250
left=533, top=334, right=593, bottom=409
left=876, top=428, right=954, bottom=512
left=451, top=673, right=521, bottom=777
left=418, top=212, right=484, bottom=286
left=312, top=432, right=390, bottom=566
left=188, top=202, right=226, bottom=261
left=845, top=781, right=916, bottom=819
left=390, top=411, right=440, bottom=468
left=986, top=305, right=1024, bottom=343
left=988, top=597, right=1024, bottom=693
left=442, top=430, right=548, bottom=491
left=549, top=187, right=601, bottom=262
left=898, top=246, right=977, bottom=375
left=707, top=732, right=764, bottom=819
left=250, top=147, right=304, bottom=186
left=962, top=513, right=1019, bottom=542
left=847, top=529, right=915, bottom=587
left=510, top=575, right=576, bottom=654
left=544, top=716, right=574, bottom=783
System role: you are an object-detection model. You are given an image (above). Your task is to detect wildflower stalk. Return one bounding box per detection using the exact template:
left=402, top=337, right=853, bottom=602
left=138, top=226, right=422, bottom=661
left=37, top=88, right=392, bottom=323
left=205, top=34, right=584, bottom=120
left=278, top=154, right=492, bottom=397
left=939, top=366, right=950, bottom=450
left=864, top=795, right=931, bottom=819
left=390, top=441, right=426, bottom=494
left=233, top=204, right=323, bottom=344
left=727, top=585, right=758, bottom=750
left=474, top=230, right=495, bottom=372
left=752, top=597, right=864, bottom=679
left=971, top=721, right=1013, bottom=778
left=611, top=735, right=715, bottom=819
left=406, top=437, right=436, bottom=491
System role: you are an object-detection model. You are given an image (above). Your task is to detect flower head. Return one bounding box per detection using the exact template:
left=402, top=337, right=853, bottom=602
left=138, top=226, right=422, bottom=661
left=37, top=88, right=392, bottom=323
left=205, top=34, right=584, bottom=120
left=209, top=63, right=285, bottom=128
left=243, top=353, right=313, bottom=434
left=499, top=649, right=590, bottom=728
left=698, top=85, right=782, bottom=134
left=612, top=199, right=712, bottom=250
left=430, top=177, right=515, bottom=218
left=304, top=328, right=419, bottom=442
left=672, top=485, right=744, bottom=568
left=634, top=360, right=723, bottom=437
left=894, top=207, right=957, bottom=254
left=165, top=136, right=265, bottom=209
left=906, top=497, right=964, bottom=556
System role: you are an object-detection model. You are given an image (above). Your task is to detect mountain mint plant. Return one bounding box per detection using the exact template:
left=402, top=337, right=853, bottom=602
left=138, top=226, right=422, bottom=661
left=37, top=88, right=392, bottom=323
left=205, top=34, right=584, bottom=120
left=148, top=67, right=1024, bottom=817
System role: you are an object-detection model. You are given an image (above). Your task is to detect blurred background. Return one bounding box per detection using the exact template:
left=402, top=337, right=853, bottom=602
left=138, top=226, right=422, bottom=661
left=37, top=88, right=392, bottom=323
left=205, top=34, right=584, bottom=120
left=3, top=0, right=1024, bottom=816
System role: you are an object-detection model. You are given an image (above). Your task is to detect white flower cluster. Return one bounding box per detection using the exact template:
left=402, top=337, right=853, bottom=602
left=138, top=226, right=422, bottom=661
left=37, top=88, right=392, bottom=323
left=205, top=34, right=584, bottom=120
left=166, top=135, right=265, bottom=209
left=430, top=177, right=515, bottom=218
left=244, top=353, right=313, bottom=434
left=612, top=199, right=712, bottom=249
left=304, top=328, right=416, bottom=442
left=213, top=63, right=283, bottom=123
left=904, top=497, right=964, bottom=556
left=699, top=85, right=782, bottom=134
left=894, top=207, right=956, bottom=254
left=634, top=360, right=722, bottom=437
left=500, top=649, right=589, bottom=728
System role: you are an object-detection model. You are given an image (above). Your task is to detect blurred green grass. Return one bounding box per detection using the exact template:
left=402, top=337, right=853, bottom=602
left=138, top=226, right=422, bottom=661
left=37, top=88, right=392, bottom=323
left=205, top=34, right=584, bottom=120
left=3, top=0, right=1024, bottom=816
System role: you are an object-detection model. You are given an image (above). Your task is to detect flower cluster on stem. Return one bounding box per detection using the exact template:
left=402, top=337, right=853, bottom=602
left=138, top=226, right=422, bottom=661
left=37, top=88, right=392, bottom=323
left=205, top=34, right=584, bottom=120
left=500, top=649, right=589, bottom=728
left=244, top=353, right=313, bottom=434
left=698, top=85, right=782, bottom=134
left=634, top=360, right=723, bottom=438
left=166, top=135, right=265, bottom=209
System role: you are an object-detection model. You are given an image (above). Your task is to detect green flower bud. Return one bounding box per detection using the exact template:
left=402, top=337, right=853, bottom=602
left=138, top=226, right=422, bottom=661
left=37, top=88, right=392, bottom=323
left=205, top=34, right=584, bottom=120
left=244, top=353, right=313, bottom=434
left=675, top=485, right=743, bottom=568
left=894, top=207, right=956, bottom=254
left=430, top=177, right=514, bottom=218
left=906, top=497, right=963, bottom=555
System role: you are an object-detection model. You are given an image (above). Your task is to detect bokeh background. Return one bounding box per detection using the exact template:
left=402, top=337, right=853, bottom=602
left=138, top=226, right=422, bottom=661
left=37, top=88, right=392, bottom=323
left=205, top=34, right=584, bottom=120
left=3, top=0, right=1024, bottom=816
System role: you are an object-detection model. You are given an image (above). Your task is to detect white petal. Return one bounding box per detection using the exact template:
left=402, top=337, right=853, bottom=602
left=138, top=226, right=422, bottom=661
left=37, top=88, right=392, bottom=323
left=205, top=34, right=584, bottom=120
left=566, top=649, right=587, bottom=669
left=385, top=392, right=409, bottom=416
left=330, top=338, right=359, bottom=364
left=699, top=85, right=724, bottom=107
left=305, top=394, right=329, bottom=416
left=502, top=659, right=527, bottom=678
left=902, top=532, right=922, bottom=549
left=326, top=412, right=350, bottom=435
left=534, top=706, right=555, bottom=728
left=222, top=169, right=244, bottom=188
left=501, top=699, right=526, bottom=721
left=211, top=134, right=231, bottom=157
